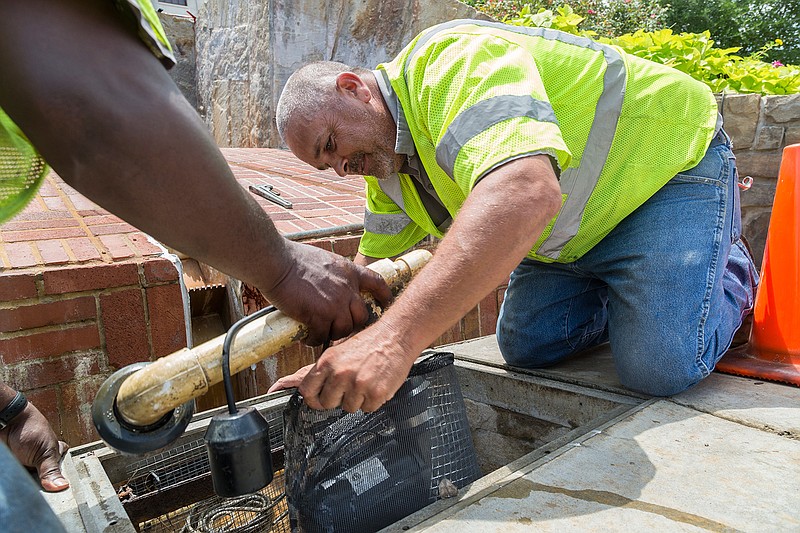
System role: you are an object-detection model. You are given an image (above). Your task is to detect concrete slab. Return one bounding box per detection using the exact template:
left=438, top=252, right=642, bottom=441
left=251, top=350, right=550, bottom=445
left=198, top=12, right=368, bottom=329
left=671, top=373, right=800, bottom=439
left=39, top=454, right=85, bottom=533
left=413, top=400, right=800, bottom=532
left=397, top=335, right=800, bottom=531
left=444, top=336, right=634, bottom=397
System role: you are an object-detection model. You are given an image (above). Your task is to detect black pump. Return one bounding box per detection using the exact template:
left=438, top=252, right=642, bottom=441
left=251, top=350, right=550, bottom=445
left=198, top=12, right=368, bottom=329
left=205, top=306, right=276, bottom=497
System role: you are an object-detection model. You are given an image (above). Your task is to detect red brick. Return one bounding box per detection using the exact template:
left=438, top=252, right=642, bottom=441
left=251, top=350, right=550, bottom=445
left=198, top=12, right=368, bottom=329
left=478, top=288, right=500, bottom=337
left=0, top=324, right=101, bottom=365
left=4, top=353, right=102, bottom=390
left=2, top=227, right=86, bottom=243
left=146, top=284, right=187, bottom=358
left=283, top=219, right=317, bottom=232
left=67, top=193, right=100, bottom=213
left=435, top=320, right=463, bottom=347
left=306, top=239, right=333, bottom=252
left=100, top=289, right=149, bottom=368
left=268, top=211, right=299, bottom=221
left=129, top=233, right=163, bottom=257
left=64, top=237, right=104, bottom=263
left=42, top=196, right=68, bottom=211
left=304, top=208, right=345, bottom=217
left=43, top=262, right=139, bottom=294
left=0, top=296, right=96, bottom=332
left=0, top=272, right=38, bottom=301
left=5, top=242, right=38, bottom=268
left=36, top=180, right=59, bottom=196
left=91, top=223, right=137, bottom=237
left=36, top=239, right=70, bottom=266
left=82, top=215, right=122, bottom=226
left=143, top=258, right=179, bottom=284
left=60, top=376, right=106, bottom=445
left=462, top=307, right=481, bottom=341
left=1, top=218, right=78, bottom=232
left=330, top=235, right=361, bottom=258
left=24, top=387, right=62, bottom=437
left=98, top=234, right=135, bottom=260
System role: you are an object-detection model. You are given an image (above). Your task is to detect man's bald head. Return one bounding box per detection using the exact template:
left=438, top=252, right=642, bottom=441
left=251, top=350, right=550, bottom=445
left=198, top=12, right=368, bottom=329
left=276, top=61, right=370, bottom=142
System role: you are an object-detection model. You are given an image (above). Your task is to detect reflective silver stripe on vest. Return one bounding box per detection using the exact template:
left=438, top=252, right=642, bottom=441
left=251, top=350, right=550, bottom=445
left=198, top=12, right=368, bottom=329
left=436, top=95, right=559, bottom=178
left=372, top=172, right=412, bottom=235
left=364, top=208, right=412, bottom=235
left=403, top=19, right=626, bottom=259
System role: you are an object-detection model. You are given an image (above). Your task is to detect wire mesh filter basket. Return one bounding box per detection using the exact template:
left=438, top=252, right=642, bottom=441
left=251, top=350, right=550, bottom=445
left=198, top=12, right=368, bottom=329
left=284, top=352, right=482, bottom=533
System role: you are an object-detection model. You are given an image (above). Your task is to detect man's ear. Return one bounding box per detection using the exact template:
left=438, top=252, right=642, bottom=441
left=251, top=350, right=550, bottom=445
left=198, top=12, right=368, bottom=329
left=335, top=72, right=371, bottom=103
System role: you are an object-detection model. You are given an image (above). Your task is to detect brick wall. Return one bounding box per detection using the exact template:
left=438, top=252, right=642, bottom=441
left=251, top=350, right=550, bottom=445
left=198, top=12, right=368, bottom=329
left=717, top=93, right=800, bottom=266
left=0, top=259, right=185, bottom=445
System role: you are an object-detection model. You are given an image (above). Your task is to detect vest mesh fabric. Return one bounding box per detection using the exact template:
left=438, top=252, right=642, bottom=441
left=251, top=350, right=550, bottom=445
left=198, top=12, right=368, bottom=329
left=0, top=109, right=48, bottom=223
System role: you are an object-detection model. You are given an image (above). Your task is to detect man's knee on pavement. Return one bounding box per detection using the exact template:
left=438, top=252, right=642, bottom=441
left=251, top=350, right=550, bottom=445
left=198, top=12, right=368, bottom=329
left=496, top=326, right=575, bottom=368
left=615, top=353, right=704, bottom=397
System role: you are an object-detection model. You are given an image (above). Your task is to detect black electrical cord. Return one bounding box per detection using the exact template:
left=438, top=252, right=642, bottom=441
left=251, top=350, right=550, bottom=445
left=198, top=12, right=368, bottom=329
left=221, top=305, right=278, bottom=415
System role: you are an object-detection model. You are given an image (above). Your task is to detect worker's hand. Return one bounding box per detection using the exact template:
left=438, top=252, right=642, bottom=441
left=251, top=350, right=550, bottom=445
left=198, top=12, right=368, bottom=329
left=265, top=241, right=393, bottom=346
left=1, top=402, right=70, bottom=492
left=269, top=323, right=416, bottom=413
left=268, top=363, right=315, bottom=393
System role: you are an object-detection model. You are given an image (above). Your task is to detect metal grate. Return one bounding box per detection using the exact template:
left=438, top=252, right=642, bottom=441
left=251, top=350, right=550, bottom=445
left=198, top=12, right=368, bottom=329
left=125, top=440, right=210, bottom=495
left=139, top=472, right=289, bottom=533
left=120, top=406, right=289, bottom=532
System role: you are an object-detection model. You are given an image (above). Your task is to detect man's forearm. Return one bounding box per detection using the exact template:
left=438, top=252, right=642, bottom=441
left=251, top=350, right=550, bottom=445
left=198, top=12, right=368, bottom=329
left=0, top=0, right=293, bottom=295
left=376, top=156, right=562, bottom=357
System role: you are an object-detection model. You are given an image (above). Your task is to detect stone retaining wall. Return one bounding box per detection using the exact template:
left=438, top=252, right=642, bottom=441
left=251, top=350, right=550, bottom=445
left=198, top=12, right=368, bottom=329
left=193, top=0, right=487, bottom=147
left=718, top=93, right=800, bottom=266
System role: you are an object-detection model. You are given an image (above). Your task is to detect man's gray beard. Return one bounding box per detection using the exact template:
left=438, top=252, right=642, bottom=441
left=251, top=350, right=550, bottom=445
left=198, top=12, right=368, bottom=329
left=367, top=151, right=400, bottom=181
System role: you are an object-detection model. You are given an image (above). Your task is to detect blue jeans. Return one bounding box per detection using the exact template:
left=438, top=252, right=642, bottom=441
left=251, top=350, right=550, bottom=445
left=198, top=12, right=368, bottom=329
left=496, top=130, right=759, bottom=396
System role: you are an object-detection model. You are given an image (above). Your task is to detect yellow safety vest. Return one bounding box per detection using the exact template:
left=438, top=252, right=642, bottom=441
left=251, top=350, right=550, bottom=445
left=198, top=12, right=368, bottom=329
left=359, top=19, right=719, bottom=263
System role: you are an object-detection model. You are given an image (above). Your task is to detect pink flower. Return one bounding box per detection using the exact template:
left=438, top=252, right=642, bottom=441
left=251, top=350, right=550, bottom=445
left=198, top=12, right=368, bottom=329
left=773, top=60, right=784, bottom=67
left=587, top=8, right=595, bottom=14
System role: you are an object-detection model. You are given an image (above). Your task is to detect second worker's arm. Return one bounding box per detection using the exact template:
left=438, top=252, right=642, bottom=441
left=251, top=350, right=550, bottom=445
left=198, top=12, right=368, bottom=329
left=0, top=0, right=391, bottom=344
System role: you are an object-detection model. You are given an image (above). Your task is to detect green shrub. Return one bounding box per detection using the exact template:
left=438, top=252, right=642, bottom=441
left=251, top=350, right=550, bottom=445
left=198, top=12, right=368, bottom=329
left=503, top=5, right=800, bottom=94
left=464, top=0, right=669, bottom=38
left=658, top=0, right=800, bottom=66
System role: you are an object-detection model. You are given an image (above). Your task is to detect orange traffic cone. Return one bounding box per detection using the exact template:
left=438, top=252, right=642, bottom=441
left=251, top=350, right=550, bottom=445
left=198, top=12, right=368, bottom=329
left=717, top=143, right=800, bottom=386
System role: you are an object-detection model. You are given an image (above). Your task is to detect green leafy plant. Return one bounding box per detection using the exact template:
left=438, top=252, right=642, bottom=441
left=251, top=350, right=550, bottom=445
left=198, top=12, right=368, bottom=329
left=502, top=5, right=800, bottom=94
left=507, top=5, right=594, bottom=36
left=658, top=0, right=800, bottom=65
left=467, top=0, right=669, bottom=38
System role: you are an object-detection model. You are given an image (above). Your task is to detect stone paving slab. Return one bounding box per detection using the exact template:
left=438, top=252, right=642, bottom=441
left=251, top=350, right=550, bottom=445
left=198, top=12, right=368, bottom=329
left=413, top=400, right=800, bottom=532
left=414, top=335, right=800, bottom=532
